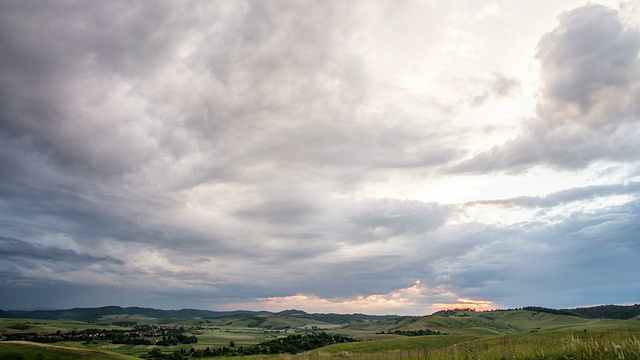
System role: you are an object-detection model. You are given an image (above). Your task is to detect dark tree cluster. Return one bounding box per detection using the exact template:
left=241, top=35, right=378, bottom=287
left=377, top=329, right=444, bottom=336
left=521, top=307, right=579, bottom=317
left=432, top=308, right=476, bottom=317
left=570, top=304, right=640, bottom=320
left=143, top=332, right=356, bottom=359
left=113, top=321, right=138, bottom=326
left=1, top=324, right=197, bottom=345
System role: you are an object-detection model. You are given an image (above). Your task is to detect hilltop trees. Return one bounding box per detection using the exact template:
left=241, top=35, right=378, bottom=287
left=161, top=332, right=356, bottom=358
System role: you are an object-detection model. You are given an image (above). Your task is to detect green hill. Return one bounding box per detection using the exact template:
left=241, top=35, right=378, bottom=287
left=0, top=341, right=138, bottom=360
left=0, top=309, right=15, bottom=318
left=275, top=309, right=400, bottom=324
left=8, top=306, right=266, bottom=322
left=198, top=313, right=341, bottom=329
left=7, top=306, right=400, bottom=325
left=312, top=334, right=480, bottom=354
left=389, top=309, right=637, bottom=336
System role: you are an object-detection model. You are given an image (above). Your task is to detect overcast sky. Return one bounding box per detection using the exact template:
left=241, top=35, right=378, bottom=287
left=1, top=0, right=640, bottom=316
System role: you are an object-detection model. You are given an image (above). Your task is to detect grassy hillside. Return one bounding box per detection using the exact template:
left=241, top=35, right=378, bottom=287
left=389, top=309, right=639, bottom=335
left=0, top=342, right=138, bottom=360
left=0, top=318, right=124, bottom=335
left=199, top=314, right=340, bottom=330
left=7, top=306, right=400, bottom=325
left=225, top=328, right=640, bottom=360
left=311, top=334, right=480, bottom=354
left=275, top=310, right=401, bottom=324
left=0, top=309, right=16, bottom=318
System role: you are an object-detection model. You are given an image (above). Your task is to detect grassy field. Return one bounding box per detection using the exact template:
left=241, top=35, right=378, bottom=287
left=0, top=341, right=138, bottom=360
left=0, top=318, right=124, bottom=335
left=223, top=328, right=640, bottom=360
left=3, top=309, right=640, bottom=359
left=390, top=309, right=640, bottom=335
left=4, top=329, right=640, bottom=359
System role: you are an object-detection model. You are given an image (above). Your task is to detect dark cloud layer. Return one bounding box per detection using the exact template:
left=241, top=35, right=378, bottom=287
left=0, top=1, right=639, bottom=314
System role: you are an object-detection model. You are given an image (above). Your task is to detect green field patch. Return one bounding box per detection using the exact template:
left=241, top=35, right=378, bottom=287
left=226, top=328, right=640, bottom=360
left=0, top=318, right=124, bottom=335
left=0, top=342, right=138, bottom=360
left=7, top=324, right=31, bottom=331
left=311, top=334, right=481, bottom=354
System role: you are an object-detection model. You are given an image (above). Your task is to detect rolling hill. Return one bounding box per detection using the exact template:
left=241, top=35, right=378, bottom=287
left=5, top=306, right=401, bottom=325
left=6, top=306, right=267, bottom=322
left=0, top=309, right=15, bottom=318
left=3, top=304, right=640, bottom=331
left=388, top=308, right=640, bottom=336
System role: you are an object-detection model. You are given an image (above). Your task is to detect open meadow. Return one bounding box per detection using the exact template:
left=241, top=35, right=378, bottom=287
left=2, top=307, right=640, bottom=359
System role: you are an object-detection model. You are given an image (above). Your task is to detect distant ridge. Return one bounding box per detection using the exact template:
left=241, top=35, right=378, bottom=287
left=4, top=304, right=640, bottom=322
left=275, top=309, right=400, bottom=324
left=521, top=306, right=579, bottom=317
left=522, top=304, right=640, bottom=320
left=568, top=304, right=640, bottom=320
left=0, top=309, right=15, bottom=318
left=7, top=306, right=267, bottom=322
left=6, top=306, right=399, bottom=324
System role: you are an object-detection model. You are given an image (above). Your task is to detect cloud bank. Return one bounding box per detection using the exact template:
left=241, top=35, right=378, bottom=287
left=1, top=1, right=639, bottom=315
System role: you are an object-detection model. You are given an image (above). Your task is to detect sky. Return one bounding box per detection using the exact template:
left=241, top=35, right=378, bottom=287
left=1, top=0, right=640, bottom=316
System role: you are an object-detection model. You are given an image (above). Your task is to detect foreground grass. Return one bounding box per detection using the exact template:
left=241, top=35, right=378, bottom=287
left=3, top=329, right=639, bottom=359
left=226, top=328, right=640, bottom=360
left=0, top=341, right=138, bottom=360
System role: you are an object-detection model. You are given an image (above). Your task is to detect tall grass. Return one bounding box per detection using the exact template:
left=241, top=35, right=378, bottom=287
left=231, top=329, right=640, bottom=360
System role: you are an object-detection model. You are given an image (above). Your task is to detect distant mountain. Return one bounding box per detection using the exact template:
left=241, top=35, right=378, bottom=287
left=9, top=306, right=127, bottom=321
left=8, top=306, right=266, bottom=322
left=521, top=306, right=580, bottom=317
left=7, top=304, right=640, bottom=323
left=568, top=304, right=640, bottom=320
left=275, top=309, right=402, bottom=324
left=0, top=309, right=15, bottom=318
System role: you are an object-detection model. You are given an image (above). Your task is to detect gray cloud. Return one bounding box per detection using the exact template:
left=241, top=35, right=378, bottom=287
left=429, top=201, right=640, bottom=307
left=0, top=237, right=122, bottom=265
left=465, top=181, right=640, bottom=208
left=471, top=73, right=520, bottom=106
left=537, top=5, right=640, bottom=119
left=451, top=4, right=640, bottom=172
left=1, top=1, right=639, bottom=314
left=351, top=200, right=449, bottom=238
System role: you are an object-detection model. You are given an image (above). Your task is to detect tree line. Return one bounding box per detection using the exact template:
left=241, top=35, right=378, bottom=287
left=1, top=325, right=197, bottom=345
left=141, top=332, right=356, bottom=359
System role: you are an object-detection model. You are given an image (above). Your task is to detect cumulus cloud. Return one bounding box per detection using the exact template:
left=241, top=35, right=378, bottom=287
left=452, top=4, right=640, bottom=172
left=470, top=73, right=520, bottom=106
